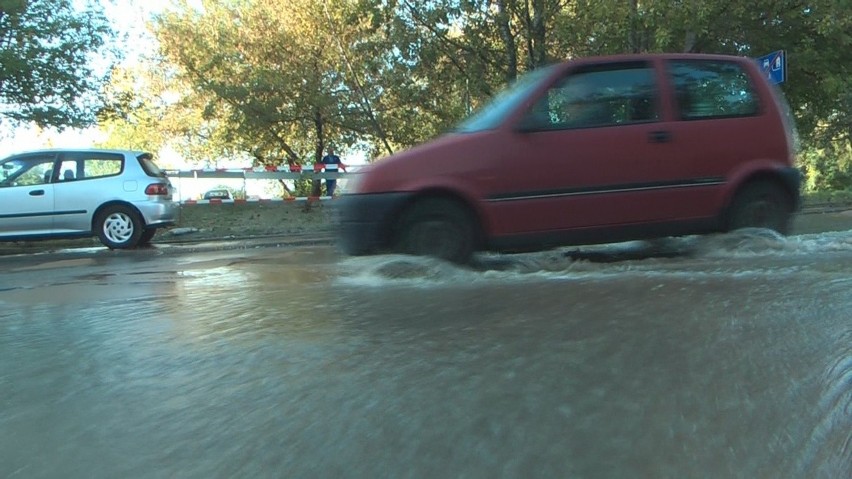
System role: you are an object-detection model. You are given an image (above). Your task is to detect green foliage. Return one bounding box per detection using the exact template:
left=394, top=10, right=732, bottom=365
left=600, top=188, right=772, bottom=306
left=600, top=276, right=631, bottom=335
left=803, top=188, right=852, bottom=205
left=799, top=142, right=852, bottom=191
left=0, top=0, right=115, bottom=128
left=97, top=65, right=170, bottom=153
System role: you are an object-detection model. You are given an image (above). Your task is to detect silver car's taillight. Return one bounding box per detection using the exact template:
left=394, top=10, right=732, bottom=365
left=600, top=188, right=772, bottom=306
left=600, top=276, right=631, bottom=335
left=145, top=183, right=170, bottom=195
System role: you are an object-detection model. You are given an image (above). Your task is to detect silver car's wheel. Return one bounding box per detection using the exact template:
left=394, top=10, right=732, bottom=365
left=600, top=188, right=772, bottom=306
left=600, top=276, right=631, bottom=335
left=139, top=228, right=157, bottom=245
left=96, top=205, right=143, bottom=249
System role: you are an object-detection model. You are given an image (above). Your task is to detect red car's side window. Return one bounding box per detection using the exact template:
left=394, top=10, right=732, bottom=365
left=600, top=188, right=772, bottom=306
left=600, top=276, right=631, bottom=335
left=667, top=60, right=760, bottom=120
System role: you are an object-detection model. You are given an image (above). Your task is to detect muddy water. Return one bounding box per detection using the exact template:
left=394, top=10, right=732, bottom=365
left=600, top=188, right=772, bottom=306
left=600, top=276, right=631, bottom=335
left=1, top=229, right=850, bottom=478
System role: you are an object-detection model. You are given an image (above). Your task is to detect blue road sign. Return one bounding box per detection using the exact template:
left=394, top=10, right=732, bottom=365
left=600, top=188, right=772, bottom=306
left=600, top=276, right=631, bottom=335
left=757, top=50, right=786, bottom=84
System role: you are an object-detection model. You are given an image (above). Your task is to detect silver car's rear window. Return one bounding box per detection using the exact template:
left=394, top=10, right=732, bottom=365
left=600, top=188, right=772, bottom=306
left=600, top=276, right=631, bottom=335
left=138, top=153, right=166, bottom=178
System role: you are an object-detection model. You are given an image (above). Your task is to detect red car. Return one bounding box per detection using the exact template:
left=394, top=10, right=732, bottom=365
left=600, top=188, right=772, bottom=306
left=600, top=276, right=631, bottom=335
left=340, top=53, right=801, bottom=263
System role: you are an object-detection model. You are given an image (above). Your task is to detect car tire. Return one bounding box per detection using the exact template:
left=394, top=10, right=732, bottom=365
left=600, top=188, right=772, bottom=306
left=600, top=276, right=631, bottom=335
left=96, top=205, right=144, bottom=249
left=139, top=228, right=157, bottom=245
left=726, top=181, right=792, bottom=234
left=394, top=198, right=476, bottom=264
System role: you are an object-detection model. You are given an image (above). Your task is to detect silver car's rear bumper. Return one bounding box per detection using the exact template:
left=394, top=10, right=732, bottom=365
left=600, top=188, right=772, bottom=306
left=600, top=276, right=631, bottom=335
left=137, top=200, right=180, bottom=227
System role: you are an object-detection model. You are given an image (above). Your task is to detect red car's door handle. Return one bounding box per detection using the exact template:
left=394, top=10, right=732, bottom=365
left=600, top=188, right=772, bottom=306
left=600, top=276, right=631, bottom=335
left=649, top=131, right=672, bottom=143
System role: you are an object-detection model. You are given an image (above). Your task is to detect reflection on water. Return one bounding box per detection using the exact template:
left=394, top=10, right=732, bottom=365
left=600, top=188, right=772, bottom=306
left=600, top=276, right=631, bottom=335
left=797, top=336, right=852, bottom=474
left=1, top=233, right=850, bottom=478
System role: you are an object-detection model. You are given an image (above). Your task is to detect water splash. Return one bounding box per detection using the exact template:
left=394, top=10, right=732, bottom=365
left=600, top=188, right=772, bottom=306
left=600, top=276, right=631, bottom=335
left=336, top=229, right=852, bottom=286
left=336, top=255, right=482, bottom=287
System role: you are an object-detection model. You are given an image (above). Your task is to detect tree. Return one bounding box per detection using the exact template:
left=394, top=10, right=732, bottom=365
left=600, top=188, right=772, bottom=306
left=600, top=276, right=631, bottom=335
left=98, top=64, right=170, bottom=153
left=0, top=0, right=115, bottom=129
left=97, top=59, right=248, bottom=169
left=151, top=0, right=378, bottom=167
left=345, top=0, right=569, bottom=147
left=104, top=0, right=850, bottom=189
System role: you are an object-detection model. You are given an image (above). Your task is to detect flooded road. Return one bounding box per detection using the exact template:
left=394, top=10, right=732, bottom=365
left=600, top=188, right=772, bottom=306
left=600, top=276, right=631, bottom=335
left=1, top=229, right=851, bottom=478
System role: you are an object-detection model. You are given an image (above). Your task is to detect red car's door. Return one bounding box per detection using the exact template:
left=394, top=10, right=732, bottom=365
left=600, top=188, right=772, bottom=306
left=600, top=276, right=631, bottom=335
left=654, top=58, right=780, bottom=220
left=487, top=60, right=678, bottom=236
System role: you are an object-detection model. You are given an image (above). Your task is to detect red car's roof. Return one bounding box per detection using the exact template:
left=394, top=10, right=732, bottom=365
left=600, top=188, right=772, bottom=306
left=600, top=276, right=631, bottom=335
left=562, top=52, right=753, bottom=65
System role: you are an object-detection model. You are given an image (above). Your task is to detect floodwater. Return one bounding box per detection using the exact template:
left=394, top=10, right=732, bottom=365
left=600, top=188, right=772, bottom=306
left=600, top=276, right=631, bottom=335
left=1, top=229, right=850, bottom=478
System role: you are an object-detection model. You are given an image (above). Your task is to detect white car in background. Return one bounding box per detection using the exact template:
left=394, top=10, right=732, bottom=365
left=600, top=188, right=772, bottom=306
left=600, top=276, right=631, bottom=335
left=0, top=149, right=179, bottom=248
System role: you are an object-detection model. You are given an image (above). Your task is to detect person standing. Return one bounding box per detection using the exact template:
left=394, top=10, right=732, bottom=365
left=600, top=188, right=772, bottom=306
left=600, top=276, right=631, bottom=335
left=321, top=146, right=343, bottom=196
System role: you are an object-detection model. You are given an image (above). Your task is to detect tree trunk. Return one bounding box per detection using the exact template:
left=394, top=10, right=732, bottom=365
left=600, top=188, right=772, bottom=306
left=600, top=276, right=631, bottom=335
left=522, top=0, right=548, bottom=70
left=311, top=108, right=324, bottom=197
left=683, top=31, right=697, bottom=52
left=496, top=0, right=518, bottom=83
left=531, top=0, right=547, bottom=67
left=314, top=107, right=325, bottom=164
left=628, top=0, right=639, bottom=53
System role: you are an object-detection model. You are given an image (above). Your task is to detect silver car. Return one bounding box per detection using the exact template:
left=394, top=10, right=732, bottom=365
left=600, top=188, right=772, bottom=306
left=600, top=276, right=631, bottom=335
left=0, top=149, right=179, bottom=248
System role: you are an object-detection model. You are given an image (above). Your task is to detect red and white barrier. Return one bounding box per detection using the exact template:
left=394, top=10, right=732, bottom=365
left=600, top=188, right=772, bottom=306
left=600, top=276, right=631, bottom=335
left=181, top=196, right=339, bottom=205
left=165, top=165, right=362, bottom=203
left=165, top=163, right=356, bottom=178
